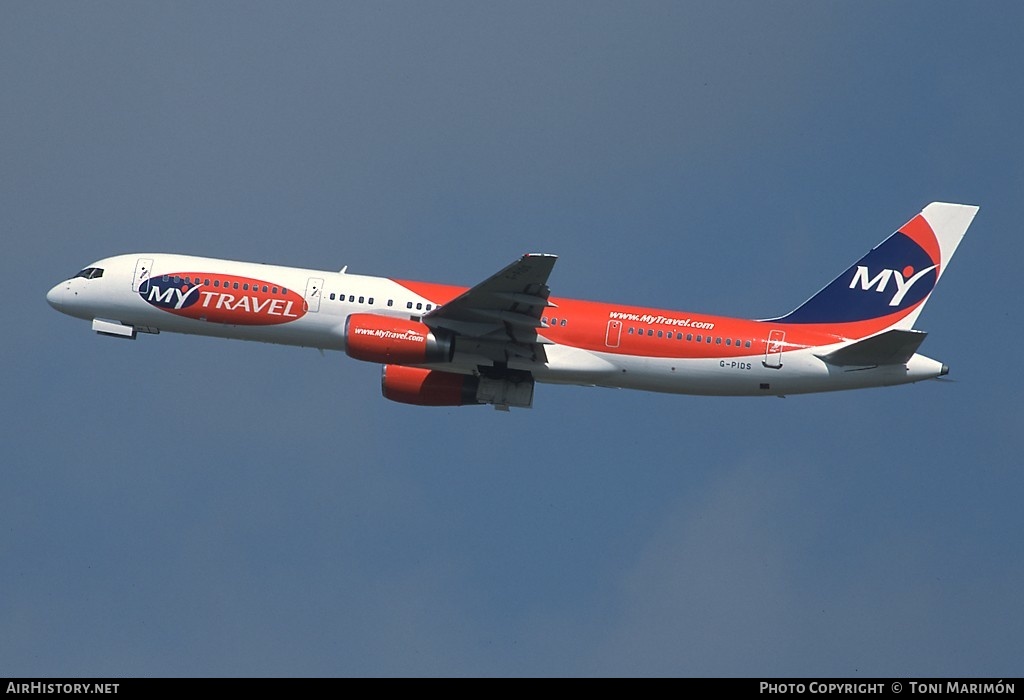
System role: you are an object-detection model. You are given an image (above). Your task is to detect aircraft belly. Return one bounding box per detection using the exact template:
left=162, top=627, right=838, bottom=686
left=598, top=353, right=771, bottom=396
left=527, top=344, right=620, bottom=385
left=535, top=347, right=909, bottom=397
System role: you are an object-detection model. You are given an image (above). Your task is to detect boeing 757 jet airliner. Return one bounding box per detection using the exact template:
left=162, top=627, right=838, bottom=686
left=47, top=202, right=977, bottom=409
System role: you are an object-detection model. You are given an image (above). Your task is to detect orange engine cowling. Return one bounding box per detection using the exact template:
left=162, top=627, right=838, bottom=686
left=381, top=365, right=479, bottom=406
left=344, top=314, right=454, bottom=365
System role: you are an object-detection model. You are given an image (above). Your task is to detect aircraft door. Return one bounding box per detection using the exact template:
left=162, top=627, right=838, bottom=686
left=304, top=277, right=324, bottom=312
left=764, top=329, right=785, bottom=369
left=132, top=257, right=154, bottom=294
left=605, top=319, right=622, bottom=348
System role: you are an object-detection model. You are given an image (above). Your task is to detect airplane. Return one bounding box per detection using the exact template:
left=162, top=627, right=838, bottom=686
left=47, top=201, right=977, bottom=410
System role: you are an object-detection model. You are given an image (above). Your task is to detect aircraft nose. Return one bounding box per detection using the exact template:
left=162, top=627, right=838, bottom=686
left=46, top=283, right=64, bottom=311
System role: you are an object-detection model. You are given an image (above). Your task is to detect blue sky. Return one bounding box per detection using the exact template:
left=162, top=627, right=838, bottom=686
left=3, top=2, right=1022, bottom=676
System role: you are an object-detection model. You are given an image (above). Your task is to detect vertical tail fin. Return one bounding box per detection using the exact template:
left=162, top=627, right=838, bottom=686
left=771, top=202, right=978, bottom=335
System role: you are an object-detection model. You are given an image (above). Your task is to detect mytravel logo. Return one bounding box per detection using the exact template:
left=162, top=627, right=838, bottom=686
left=848, top=263, right=938, bottom=307
left=140, top=273, right=306, bottom=325
left=352, top=327, right=425, bottom=342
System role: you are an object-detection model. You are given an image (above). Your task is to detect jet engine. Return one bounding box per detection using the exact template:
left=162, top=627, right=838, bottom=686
left=344, top=314, right=453, bottom=365
left=381, top=365, right=535, bottom=409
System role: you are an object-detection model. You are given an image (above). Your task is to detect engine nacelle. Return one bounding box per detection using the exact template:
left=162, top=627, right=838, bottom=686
left=381, top=365, right=479, bottom=406
left=381, top=365, right=535, bottom=409
left=345, top=314, right=453, bottom=365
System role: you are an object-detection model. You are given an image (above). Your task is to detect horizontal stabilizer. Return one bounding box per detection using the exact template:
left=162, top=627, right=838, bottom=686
left=819, top=329, right=927, bottom=366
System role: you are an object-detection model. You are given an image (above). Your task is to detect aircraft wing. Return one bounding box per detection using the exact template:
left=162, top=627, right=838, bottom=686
left=423, top=253, right=557, bottom=363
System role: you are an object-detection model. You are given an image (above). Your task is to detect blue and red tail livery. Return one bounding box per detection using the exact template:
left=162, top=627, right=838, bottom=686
left=773, top=202, right=974, bottom=335
left=47, top=202, right=978, bottom=409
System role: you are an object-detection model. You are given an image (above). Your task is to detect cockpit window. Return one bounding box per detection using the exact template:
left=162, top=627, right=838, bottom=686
left=73, top=267, right=104, bottom=280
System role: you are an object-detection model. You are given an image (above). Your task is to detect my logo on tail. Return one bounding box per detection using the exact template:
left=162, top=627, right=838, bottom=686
left=849, top=264, right=938, bottom=307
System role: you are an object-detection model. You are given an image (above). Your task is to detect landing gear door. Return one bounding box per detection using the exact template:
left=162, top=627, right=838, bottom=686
left=304, top=277, right=324, bottom=313
left=764, top=329, right=785, bottom=369
left=133, top=258, right=154, bottom=294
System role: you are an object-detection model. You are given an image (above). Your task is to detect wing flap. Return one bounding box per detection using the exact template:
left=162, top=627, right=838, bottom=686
left=465, top=308, right=548, bottom=328
left=492, top=291, right=558, bottom=308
